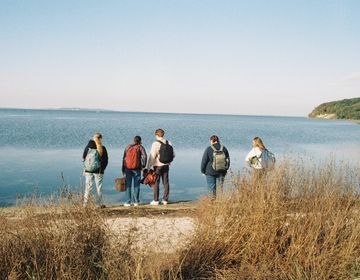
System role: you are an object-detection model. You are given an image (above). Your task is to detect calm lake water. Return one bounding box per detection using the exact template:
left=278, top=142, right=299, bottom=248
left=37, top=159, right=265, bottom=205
left=0, top=109, right=359, bottom=207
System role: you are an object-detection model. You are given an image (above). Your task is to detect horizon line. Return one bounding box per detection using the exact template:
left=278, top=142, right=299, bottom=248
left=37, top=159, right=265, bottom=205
left=0, top=106, right=306, bottom=118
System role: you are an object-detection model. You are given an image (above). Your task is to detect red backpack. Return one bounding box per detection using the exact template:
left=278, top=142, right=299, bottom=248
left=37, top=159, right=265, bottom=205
left=125, top=144, right=141, bottom=170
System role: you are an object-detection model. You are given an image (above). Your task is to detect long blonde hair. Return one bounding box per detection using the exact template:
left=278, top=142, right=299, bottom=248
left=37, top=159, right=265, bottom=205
left=93, top=133, right=104, bottom=157
left=253, top=136, right=265, bottom=150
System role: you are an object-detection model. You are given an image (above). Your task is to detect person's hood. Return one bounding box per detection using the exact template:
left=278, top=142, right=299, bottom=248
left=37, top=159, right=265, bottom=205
left=156, top=136, right=165, bottom=142
left=87, top=140, right=97, bottom=149
left=211, top=142, right=221, bottom=149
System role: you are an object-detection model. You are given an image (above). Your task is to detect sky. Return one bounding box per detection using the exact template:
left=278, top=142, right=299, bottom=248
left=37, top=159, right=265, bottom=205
left=0, top=0, right=359, bottom=116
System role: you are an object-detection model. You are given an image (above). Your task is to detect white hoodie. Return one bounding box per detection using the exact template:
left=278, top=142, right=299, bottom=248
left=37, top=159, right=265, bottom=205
left=245, top=147, right=263, bottom=169
left=147, top=136, right=174, bottom=168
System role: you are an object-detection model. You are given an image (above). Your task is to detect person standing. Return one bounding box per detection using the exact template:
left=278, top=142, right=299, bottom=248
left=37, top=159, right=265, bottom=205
left=245, top=136, right=275, bottom=181
left=147, top=128, right=174, bottom=205
left=82, top=132, right=108, bottom=207
left=201, top=135, right=230, bottom=200
left=122, top=136, right=147, bottom=207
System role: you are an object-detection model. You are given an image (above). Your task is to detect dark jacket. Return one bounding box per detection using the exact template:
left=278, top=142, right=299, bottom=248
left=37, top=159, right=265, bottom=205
left=122, top=144, right=147, bottom=172
left=201, top=142, right=230, bottom=176
left=83, top=140, right=108, bottom=174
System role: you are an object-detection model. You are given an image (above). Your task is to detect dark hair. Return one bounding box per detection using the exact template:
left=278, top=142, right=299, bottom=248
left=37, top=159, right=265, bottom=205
left=155, top=128, right=165, bottom=137
left=134, top=135, right=142, bottom=144
left=210, top=135, right=219, bottom=142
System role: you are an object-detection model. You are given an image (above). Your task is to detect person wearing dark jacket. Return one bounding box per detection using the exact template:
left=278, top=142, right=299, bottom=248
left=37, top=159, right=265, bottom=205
left=82, top=132, right=108, bottom=207
left=201, top=135, right=230, bottom=199
left=122, top=136, right=147, bottom=206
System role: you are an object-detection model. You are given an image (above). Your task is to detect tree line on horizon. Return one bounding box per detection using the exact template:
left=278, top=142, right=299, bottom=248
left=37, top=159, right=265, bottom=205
left=309, top=97, right=360, bottom=120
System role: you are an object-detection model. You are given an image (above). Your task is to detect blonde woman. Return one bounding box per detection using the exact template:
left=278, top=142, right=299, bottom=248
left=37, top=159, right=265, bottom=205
left=245, top=137, right=266, bottom=169
left=82, top=132, right=108, bottom=207
left=245, top=136, right=266, bottom=183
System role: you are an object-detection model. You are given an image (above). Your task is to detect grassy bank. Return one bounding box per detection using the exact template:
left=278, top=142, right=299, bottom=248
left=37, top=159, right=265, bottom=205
left=172, top=160, right=360, bottom=279
left=1, top=160, right=359, bottom=279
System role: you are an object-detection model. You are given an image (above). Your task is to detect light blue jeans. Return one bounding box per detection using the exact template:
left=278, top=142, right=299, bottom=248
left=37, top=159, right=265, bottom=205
left=84, top=172, right=104, bottom=205
left=125, top=169, right=141, bottom=204
left=206, top=175, right=224, bottom=200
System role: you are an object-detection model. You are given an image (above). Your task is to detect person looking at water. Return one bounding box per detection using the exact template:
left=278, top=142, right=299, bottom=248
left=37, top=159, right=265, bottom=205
left=147, top=128, right=175, bottom=205
left=245, top=136, right=275, bottom=181
left=122, top=136, right=147, bottom=207
left=201, top=135, right=230, bottom=200
left=82, top=132, right=108, bottom=207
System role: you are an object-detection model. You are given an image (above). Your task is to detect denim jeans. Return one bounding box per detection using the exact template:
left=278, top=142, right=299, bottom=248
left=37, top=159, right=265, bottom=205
left=84, top=172, right=104, bottom=205
left=125, top=169, right=141, bottom=204
left=206, top=175, right=224, bottom=200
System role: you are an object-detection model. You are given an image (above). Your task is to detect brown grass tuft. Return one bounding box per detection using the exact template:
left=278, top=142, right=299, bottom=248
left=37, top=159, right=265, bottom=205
left=0, top=202, right=108, bottom=279
left=1, top=159, right=359, bottom=279
left=173, top=160, right=360, bottom=280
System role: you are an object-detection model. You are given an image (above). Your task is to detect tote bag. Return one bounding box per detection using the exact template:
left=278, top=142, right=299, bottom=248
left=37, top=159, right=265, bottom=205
left=114, top=177, right=126, bottom=192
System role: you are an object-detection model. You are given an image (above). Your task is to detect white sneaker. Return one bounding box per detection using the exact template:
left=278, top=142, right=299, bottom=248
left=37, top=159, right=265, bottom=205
left=161, top=200, right=168, bottom=205
left=124, top=203, right=131, bottom=207
left=150, top=200, right=159, bottom=206
left=133, top=203, right=139, bottom=207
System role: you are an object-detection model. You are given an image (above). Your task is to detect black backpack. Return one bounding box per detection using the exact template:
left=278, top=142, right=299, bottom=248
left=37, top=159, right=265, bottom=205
left=157, top=140, right=174, bottom=164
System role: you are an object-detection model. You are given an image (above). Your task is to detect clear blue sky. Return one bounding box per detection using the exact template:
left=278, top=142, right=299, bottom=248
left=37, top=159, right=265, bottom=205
left=1, top=0, right=359, bottom=116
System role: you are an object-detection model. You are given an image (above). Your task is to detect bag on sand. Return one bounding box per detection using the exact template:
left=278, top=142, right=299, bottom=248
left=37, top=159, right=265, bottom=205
left=114, top=177, right=126, bottom=192
left=84, top=148, right=101, bottom=172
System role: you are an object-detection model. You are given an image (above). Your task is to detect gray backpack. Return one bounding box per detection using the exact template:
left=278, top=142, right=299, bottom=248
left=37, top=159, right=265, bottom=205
left=211, top=145, right=228, bottom=171
left=84, top=148, right=101, bottom=172
left=260, top=149, right=276, bottom=170
left=251, top=149, right=276, bottom=170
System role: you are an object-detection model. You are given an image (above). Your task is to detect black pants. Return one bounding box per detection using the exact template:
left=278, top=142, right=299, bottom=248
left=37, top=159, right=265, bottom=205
left=154, top=165, right=170, bottom=202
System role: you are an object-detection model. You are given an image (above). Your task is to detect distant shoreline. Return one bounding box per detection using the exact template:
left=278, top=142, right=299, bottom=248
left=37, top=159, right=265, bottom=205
left=0, top=107, right=305, bottom=119
left=309, top=115, right=360, bottom=124
left=308, top=97, right=360, bottom=121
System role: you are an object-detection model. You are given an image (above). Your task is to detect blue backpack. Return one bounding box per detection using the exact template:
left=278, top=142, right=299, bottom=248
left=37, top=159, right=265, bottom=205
left=259, top=149, right=276, bottom=170
left=84, top=148, right=101, bottom=172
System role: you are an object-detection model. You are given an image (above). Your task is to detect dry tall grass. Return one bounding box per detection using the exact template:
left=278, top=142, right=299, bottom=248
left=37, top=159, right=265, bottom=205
left=1, top=159, right=359, bottom=280
left=0, top=202, right=109, bottom=279
left=172, top=160, right=360, bottom=280
left=0, top=196, right=170, bottom=280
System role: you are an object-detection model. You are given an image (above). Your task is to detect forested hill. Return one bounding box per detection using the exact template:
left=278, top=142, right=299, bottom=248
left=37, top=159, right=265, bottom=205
left=308, top=98, right=360, bottom=120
